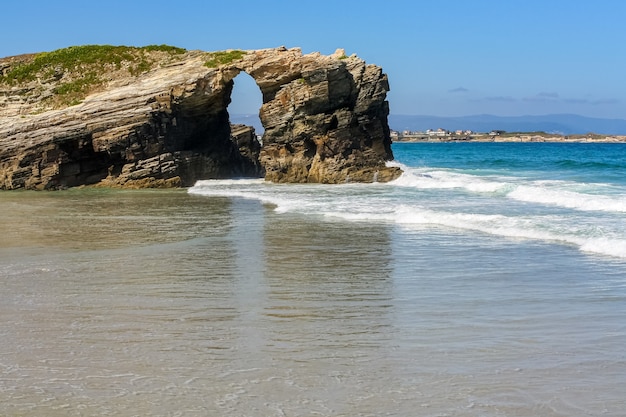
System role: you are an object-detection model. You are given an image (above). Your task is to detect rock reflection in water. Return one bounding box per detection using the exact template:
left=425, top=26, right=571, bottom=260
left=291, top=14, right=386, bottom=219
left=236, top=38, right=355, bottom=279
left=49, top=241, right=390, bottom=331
left=0, top=190, right=398, bottom=416
left=221, top=203, right=397, bottom=415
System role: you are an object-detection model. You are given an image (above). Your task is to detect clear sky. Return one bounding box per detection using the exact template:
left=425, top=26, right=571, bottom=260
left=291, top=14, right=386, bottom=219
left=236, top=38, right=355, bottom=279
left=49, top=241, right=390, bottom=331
left=2, top=0, right=626, bottom=118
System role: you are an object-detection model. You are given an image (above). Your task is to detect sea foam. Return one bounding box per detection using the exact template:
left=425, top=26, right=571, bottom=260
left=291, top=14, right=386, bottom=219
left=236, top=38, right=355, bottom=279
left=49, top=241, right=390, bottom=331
left=188, top=161, right=626, bottom=260
left=391, top=166, right=508, bottom=193
left=507, top=184, right=626, bottom=213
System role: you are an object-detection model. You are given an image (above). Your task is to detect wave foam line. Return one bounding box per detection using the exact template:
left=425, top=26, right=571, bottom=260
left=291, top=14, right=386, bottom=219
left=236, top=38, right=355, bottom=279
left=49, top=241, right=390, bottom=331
left=188, top=179, right=284, bottom=207
left=188, top=177, right=626, bottom=259
left=508, top=185, right=626, bottom=213
left=391, top=164, right=626, bottom=214
left=392, top=206, right=626, bottom=259
left=390, top=166, right=511, bottom=194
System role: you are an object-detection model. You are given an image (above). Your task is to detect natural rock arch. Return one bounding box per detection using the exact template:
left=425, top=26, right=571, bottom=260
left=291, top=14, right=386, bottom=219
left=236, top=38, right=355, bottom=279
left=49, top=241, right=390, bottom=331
left=0, top=47, right=401, bottom=190
left=233, top=48, right=399, bottom=183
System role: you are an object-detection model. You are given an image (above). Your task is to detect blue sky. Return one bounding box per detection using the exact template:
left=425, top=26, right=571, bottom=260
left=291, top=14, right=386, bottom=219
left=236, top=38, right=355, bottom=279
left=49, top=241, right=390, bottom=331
left=2, top=0, right=626, bottom=118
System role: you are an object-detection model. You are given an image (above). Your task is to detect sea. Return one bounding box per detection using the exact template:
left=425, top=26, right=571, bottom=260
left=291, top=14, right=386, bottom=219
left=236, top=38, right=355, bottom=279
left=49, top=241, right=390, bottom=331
left=1, top=142, right=625, bottom=416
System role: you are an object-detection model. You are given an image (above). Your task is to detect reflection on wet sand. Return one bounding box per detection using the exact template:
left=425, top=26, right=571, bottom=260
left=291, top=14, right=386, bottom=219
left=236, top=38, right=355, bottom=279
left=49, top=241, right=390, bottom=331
left=1, top=189, right=625, bottom=416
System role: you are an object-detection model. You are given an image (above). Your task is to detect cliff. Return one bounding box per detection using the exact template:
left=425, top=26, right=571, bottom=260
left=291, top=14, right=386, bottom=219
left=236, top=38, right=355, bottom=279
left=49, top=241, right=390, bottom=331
left=0, top=45, right=401, bottom=190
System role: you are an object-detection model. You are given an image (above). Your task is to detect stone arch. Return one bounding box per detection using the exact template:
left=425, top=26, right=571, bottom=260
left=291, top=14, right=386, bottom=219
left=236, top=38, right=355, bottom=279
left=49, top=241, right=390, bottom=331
left=137, top=47, right=402, bottom=186
left=0, top=47, right=402, bottom=190
left=220, top=47, right=400, bottom=183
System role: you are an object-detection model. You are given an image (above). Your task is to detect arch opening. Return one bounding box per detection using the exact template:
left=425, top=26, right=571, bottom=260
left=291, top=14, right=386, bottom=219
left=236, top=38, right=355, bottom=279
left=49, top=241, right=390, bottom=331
left=224, top=71, right=265, bottom=178
left=228, top=71, right=264, bottom=138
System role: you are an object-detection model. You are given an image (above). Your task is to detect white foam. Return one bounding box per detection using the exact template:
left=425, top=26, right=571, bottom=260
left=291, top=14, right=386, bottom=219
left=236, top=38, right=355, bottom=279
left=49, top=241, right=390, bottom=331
left=188, top=179, right=286, bottom=208
left=395, top=206, right=542, bottom=239
left=580, top=238, right=626, bottom=258
left=391, top=166, right=626, bottom=214
left=189, top=179, right=389, bottom=216
left=192, top=179, right=266, bottom=187
left=393, top=205, right=626, bottom=259
left=321, top=211, right=394, bottom=222
left=508, top=185, right=626, bottom=213
left=391, top=167, right=509, bottom=194
left=187, top=176, right=626, bottom=259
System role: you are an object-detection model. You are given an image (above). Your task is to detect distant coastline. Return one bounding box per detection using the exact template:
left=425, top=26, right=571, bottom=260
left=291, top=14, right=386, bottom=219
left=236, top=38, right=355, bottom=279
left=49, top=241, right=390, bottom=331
left=229, top=114, right=626, bottom=141
left=388, top=114, right=626, bottom=137
left=392, top=130, right=626, bottom=143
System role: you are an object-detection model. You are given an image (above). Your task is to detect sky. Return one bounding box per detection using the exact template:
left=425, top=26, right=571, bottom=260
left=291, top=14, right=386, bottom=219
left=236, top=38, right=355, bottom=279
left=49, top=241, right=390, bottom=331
left=2, top=0, right=626, bottom=119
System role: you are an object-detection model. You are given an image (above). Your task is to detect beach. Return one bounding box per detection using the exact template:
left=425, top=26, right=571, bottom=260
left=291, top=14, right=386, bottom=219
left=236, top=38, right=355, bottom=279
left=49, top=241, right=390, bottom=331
left=1, top=142, right=625, bottom=416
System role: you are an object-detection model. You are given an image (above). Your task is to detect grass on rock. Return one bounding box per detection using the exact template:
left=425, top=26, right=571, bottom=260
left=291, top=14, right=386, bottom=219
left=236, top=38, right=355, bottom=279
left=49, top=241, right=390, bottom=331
left=204, top=50, right=246, bottom=68
left=0, top=45, right=188, bottom=108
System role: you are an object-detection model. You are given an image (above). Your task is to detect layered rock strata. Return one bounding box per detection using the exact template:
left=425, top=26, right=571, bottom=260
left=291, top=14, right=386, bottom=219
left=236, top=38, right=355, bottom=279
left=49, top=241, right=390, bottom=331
left=0, top=46, right=401, bottom=190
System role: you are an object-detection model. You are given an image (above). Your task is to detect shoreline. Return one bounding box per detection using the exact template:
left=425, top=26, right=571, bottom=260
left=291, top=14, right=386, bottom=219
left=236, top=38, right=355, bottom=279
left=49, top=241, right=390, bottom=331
left=394, top=133, right=626, bottom=143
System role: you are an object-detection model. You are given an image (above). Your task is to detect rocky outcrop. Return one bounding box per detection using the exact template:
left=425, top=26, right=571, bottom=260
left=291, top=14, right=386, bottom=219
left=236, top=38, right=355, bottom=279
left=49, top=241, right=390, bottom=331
left=0, top=46, right=401, bottom=190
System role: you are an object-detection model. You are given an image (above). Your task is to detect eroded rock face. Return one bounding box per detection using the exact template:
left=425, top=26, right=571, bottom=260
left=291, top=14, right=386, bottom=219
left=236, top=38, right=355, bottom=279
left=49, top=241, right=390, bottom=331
left=0, top=47, right=401, bottom=190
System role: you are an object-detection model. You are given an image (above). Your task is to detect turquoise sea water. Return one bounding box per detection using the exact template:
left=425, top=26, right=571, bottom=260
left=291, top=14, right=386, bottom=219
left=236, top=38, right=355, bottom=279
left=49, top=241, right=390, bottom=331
left=1, top=142, right=626, bottom=416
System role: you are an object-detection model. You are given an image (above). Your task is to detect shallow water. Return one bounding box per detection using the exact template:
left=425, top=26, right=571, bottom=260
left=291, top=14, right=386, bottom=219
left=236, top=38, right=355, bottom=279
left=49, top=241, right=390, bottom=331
left=1, top=143, right=626, bottom=416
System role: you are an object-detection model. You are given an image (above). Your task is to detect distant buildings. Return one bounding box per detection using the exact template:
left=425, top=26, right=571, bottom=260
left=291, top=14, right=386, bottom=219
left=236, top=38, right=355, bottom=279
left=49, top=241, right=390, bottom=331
left=391, top=128, right=474, bottom=141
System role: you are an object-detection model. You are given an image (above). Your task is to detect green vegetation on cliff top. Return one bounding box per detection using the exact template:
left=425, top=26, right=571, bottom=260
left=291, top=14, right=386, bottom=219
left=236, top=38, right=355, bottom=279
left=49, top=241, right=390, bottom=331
left=204, top=50, right=246, bottom=68
left=0, top=45, right=248, bottom=110
left=1, top=45, right=187, bottom=84
left=0, top=45, right=188, bottom=108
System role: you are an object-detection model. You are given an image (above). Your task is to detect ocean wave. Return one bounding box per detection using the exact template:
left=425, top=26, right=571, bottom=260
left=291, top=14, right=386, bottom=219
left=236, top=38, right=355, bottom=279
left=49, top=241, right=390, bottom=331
left=188, top=176, right=626, bottom=259
left=316, top=202, right=626, bottom=259
left=316, top=201, right=626, bottom=258
left=188, top=180, right=379, bottom=214
left=580, top=238, right=626, bottom=258
left=390, top=166, right=509, bottom=193
left=390, top=165, right=626, bottom=214
left=188, top=179, right=281, bottom=206
left=507, top=185, right=626, bottom=213
left=192, top=179, right=266, bottom=187
left=391, top=206, right=626, bottom=259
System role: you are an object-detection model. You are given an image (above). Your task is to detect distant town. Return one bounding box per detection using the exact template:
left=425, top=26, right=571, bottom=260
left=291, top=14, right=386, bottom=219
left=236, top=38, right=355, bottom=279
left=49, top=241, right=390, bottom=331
left=390, top=128, right=626, bottom=143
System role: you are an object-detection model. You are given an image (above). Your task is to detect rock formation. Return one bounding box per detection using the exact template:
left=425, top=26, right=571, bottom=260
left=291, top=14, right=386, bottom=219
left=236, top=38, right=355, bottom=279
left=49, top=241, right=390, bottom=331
left=0, top=45, right=401, bottom=190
